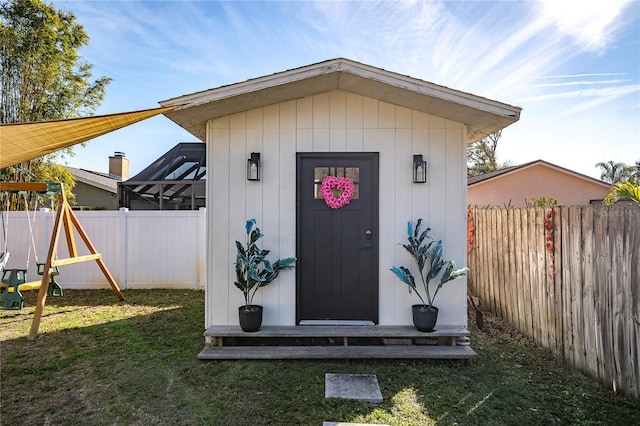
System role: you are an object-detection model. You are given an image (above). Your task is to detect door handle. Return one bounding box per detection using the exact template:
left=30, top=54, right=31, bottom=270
left=365, top=229, right=372, bottom=240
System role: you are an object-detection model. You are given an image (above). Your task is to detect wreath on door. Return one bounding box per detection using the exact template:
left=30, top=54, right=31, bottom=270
left=321, top=176, right=355, bottom=209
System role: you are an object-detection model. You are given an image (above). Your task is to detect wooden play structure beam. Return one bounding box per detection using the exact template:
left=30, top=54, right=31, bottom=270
left=0, top=182, right=124, bottom=339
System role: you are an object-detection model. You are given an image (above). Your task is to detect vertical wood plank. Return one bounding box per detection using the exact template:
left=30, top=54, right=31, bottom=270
left=552, top=206, right=564, bottom=357
left=603, top=205, right=616, bottom=391
left=278, top=124, right=297, bottom=326
left=488, top=208, right=499, bottom=315
left=497, top=208, right=508, bottom=321
left=528, top=208, right=540, bottom=342
left=482, top=209, right=491, bottom=312
left=619, top=205, right=637, bottom=398
left=626, top=205, right=640, bottom=399
left=468, top=208, right=478, bottom=298
left=610, top=206, right=624, bottom=394
left=560, top=206, right=573, bottom=365
left=582, top=206, right=597, bottom=377
left=536, top=208, right=549, bottom=349
left=544, top=208, right=556, bottom=353
left=520, top=208, right=533, bottom=339
left=474, top=209, right=483, bottom=306
left=507, top=209, right=520, bottom=326
left=210, top=118, right=231, bottom=326
left=261, top=105, right=281, bottom=321
left=570, top=207, right=584, bottom=372
left=594, top=205, right=611, bottom=385
left=509, top=209, right=521, bottom=329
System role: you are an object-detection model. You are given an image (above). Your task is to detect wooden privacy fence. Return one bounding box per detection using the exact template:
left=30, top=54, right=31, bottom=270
left=467, top=205, right=639, bottom=400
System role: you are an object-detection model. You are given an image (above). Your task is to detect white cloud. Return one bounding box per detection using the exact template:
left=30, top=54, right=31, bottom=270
left=537, top=0, right=632, bottom=52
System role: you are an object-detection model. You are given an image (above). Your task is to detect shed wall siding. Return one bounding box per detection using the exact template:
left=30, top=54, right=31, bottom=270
left=206, top=90, right=468, bottom=328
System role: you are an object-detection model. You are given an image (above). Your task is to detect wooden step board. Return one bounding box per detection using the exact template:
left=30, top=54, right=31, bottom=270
left=199, top=325, right=477, bottom=360
left=198, top=345, right=476, bottom=360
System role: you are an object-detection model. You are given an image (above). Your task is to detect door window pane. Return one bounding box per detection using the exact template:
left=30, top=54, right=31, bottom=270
left=314, top=167, right=360, bottom=199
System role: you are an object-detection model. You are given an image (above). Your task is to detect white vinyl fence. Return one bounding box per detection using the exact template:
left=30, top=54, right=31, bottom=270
left=0, top=208, right=206, bottom=290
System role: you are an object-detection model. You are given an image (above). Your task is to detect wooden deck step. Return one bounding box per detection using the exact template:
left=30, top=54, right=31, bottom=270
left=198, top=345, right=477, bottom=360
left=199, top=325, right=476, bottom=360
left=204, top=325, right=470, bottom=340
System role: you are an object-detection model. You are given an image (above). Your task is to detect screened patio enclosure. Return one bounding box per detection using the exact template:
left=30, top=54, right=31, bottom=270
left=118, top=143, right=206, bottom=210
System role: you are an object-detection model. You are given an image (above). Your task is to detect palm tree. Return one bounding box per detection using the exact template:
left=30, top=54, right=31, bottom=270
left=603, top=181, right=640, bottom=205
left=595, top=161, right=631, bottom=184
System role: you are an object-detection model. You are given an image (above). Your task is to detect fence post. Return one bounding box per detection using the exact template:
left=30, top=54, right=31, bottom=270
left=39, top=208, right=50, bottom=269
left=198, top=207, right=207, bottom=290
left=119, top=208, right=129, bottom=289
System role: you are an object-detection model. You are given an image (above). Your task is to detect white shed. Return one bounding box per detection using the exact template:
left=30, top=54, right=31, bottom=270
left=160, top=58, right=521, bottom=332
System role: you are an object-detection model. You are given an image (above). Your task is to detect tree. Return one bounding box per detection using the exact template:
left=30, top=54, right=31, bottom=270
left=603, top=181, right=640, bottom=205
left=595, top=160, right=631, bottom=184
left=467, top=130, right=511, bottom=177
left=0, top=0, right=110, bottom=207
left=630, top=160, right=640, bottom=182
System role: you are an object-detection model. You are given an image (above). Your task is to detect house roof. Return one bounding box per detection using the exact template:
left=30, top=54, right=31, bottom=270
left=128, top=142, right=206, bottom=182
left=467, top=159, right=611, bottom=188
left=66, top=166, right=119, bottom=193
left=159, top=58, right=521, bottom=143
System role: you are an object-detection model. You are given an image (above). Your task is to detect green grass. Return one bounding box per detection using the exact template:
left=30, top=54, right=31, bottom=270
left=1, top=289, right=638, bottom=425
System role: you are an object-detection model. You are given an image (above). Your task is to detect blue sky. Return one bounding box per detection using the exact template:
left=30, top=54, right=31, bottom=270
left=53, top=0, right=639, bottom=179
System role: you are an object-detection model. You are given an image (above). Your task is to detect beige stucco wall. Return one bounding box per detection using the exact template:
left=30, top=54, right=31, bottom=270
left=468, top=164, right=610, bottom=207
left=206, top=89, right=468, bottom=328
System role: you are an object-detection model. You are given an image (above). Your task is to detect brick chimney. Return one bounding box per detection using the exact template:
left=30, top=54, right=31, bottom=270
left=109, top=151, right=130, bottom=180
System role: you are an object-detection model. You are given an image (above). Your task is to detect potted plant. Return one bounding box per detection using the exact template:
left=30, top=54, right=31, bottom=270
left=234, top=219, right=296, bottom=332
left=390, top=219, right=468, bottom=332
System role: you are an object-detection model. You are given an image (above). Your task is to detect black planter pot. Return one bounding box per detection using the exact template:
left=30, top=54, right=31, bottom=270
left=239, top=305, right=263, bottom=332
left=412, top=304, right=438, bottom=332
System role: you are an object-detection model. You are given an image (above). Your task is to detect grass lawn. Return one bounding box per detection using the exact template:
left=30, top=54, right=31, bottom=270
left=1, top=289, right=638, bottom=425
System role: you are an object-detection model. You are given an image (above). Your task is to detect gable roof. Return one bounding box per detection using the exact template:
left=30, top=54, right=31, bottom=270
left=160, top=58, right=521, bottom=143
left=66, top=166, right=118, bottom=193
left=467, top=159, right=611, bottom=188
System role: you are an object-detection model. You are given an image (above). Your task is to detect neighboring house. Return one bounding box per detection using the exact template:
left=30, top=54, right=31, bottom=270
left=467, top=159, right=612, bottom=207
left=66, top=152, right=130, bottom=210
left=160, top=58, right=521, bottom=329
left=118, top=143, right=206, bottom=210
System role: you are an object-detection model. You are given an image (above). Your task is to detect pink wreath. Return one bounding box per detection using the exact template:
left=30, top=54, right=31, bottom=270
left=321, top=176, right=355, bottom=209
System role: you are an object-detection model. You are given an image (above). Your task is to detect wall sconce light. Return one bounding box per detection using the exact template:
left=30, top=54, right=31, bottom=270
left=247, top=152, right=261, bottom=181
left=413, top=155, right=427, bottom=183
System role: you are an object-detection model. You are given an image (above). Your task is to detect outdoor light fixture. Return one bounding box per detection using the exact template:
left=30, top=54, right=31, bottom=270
left=247, top=152, right=261, bottom=181
left=413, top=155, right=427, bottom=183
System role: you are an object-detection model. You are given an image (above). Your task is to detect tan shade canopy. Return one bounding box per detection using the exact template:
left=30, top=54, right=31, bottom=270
left=0, top=106, right=178, bottom=169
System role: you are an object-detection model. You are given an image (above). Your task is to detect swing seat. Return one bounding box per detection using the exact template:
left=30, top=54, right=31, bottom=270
left=38, top=263, right=63, bottom=297
left=5, top=281, right=42, bottom=292
left=0, top=269, right=27, bottom=310
left=0, top=266, right=63, bottom=310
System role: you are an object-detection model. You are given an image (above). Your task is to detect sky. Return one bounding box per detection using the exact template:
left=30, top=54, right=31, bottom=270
left=51, top=0, right=640, bottom=179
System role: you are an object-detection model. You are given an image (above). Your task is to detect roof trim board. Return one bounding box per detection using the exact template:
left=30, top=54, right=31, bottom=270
left=160, top=58, right=521, bottom=143
left=467, top=159, right=611, bottom=188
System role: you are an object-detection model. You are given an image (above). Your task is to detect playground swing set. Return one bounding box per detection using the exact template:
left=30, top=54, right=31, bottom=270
left=1, top=186, right=63, bottom=309
left=0, top=182, right=124, bottom=340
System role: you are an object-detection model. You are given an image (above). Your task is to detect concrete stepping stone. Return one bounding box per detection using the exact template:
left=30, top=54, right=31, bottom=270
left=324, top=373, right=383, bottom=404
left=323, top=423, right=389, bottom=426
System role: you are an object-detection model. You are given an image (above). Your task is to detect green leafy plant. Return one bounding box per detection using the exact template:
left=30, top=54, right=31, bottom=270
left=234, top=219, right=296, bottom=310
left=526, top=196, right=559, bottom=208
left=390, top=219, right=468, bottom=310
left=603, top=180, right=640, bottom=205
